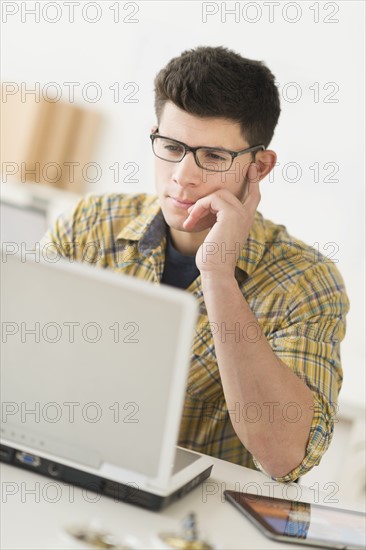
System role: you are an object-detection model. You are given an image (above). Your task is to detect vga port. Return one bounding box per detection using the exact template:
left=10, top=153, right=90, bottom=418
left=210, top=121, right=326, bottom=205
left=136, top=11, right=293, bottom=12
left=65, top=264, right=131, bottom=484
left=15, top=451, right=41, bottom=467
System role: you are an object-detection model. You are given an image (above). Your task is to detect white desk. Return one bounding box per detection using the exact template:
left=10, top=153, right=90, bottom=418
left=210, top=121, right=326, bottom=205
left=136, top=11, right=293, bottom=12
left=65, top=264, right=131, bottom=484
left=1, top=456, right=364, bottom=550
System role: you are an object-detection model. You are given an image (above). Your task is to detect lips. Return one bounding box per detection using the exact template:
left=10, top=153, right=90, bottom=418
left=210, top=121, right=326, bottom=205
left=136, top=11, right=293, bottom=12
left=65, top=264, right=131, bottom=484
left=171, top=197, right=195, bottom=205
left=168, top=196, right=196, bottom=210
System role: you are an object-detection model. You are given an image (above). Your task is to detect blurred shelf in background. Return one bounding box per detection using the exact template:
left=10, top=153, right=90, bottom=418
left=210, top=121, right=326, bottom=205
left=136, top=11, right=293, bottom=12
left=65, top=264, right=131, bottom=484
left=1, top=84, right=102, bottom=194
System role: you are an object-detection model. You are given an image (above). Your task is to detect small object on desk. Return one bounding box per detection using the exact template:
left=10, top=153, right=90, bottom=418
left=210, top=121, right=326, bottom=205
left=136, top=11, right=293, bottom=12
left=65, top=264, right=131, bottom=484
left=155, top=512, right=215, bottom=549
left=182, top=513, right=198, bottom=542
left=64, top=523, right=137, bottom=549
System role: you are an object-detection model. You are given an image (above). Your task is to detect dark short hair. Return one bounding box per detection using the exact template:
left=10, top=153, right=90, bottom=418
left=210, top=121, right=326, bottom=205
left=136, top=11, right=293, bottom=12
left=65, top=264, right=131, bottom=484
left=154, top=46, right=281, bottom=148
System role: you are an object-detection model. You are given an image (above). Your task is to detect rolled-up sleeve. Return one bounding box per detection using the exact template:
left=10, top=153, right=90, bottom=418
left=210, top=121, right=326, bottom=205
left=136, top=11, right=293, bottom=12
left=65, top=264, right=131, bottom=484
left=255, top=261, right=350, bottom=483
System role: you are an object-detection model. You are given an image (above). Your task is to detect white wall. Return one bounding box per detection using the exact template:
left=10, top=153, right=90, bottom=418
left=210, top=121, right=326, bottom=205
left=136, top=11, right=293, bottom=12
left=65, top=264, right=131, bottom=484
left=2, top=1, right=365, bottom=405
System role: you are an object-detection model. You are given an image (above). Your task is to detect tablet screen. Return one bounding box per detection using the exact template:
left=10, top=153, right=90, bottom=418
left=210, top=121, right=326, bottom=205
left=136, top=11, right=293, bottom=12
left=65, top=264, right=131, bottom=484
left=224, top=490, right=366, bottom=549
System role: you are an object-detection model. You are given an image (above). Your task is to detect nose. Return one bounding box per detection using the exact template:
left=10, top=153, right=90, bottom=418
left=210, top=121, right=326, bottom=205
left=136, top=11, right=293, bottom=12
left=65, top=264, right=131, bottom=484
left=171, top=151, right=202, bottom=187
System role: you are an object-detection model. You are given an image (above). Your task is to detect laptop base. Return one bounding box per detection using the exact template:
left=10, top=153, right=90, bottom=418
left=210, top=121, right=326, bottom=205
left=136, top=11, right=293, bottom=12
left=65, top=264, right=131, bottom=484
left=0, top=444, right=213, bottom=511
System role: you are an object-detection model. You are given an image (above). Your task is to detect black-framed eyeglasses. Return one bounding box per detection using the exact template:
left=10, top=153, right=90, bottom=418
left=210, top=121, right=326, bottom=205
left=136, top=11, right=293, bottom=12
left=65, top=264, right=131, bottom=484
left=150, top=130, right=265, bottom=172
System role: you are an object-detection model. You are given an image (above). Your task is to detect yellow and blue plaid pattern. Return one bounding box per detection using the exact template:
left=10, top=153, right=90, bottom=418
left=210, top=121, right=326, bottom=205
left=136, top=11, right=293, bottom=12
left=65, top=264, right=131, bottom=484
left=42, top=193, right=350, bottom=482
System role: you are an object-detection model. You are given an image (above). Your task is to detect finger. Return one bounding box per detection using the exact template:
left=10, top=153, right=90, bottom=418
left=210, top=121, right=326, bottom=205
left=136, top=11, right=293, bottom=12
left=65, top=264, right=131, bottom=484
left=183, top=192, right=232, bottom=229
left=238, top=164, right=260, bottom=205
left=183, top=202, right=213, bottom=229
left=244, top=164, right=261, bottom=206
left=247, top=162, right=261, bottom=184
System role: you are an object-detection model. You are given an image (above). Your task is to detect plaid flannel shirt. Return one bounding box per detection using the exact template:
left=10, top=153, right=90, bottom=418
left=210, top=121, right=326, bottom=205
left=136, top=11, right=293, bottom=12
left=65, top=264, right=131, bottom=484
left=41, top=193, right=349, bottom=482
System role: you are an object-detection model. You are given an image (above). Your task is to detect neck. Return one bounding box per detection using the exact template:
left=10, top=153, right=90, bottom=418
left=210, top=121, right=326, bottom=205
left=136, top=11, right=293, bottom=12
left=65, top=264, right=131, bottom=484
left=169, top=227, right=210, bottom=255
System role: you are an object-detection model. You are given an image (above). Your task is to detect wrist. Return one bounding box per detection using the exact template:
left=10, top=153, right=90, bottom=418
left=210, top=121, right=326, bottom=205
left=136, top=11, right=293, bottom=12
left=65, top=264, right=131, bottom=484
left=200, top=271, right=239, bottom=290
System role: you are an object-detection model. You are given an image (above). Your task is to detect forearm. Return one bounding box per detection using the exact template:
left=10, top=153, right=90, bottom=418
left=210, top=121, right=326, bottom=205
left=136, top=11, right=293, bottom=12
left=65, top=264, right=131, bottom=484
left=201, top=274, right=314, bottom=478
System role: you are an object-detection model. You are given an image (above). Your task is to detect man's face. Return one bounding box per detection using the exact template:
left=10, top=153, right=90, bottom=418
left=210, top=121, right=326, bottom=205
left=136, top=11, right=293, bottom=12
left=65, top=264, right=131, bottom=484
left=153, top=102, right=255, bottom=235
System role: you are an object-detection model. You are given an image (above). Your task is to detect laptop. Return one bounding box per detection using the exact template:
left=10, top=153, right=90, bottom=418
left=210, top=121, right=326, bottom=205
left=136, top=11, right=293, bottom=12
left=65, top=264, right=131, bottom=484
left=0, top=251, right=213, bottom=510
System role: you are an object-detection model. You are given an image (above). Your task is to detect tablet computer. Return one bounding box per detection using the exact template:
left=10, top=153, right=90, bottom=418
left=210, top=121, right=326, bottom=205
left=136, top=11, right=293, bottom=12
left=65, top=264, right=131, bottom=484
left=224, top=490, right=366, bottom=549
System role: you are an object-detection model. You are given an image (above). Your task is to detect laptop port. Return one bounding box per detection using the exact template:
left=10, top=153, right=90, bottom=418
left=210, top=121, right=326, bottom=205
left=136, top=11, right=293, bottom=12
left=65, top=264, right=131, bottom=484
left=0, top=446, right=14, bottom=462
left=48, top=463, right=60, bottom=477
left=15, top=451, right=41, bottom=467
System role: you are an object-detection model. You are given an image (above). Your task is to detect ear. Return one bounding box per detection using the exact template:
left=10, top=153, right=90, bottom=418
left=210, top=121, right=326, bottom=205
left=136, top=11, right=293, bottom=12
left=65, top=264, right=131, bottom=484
left=151, top=124, right=158, bottom=134
left=254, top=149, right=277, bottom=182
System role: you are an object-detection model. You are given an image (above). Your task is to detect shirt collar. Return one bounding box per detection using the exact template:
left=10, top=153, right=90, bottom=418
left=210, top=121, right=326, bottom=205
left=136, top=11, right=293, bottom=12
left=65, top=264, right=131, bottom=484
left=116, top=197, right=165, bottom=254
left=116, top=196, right=267, bottom=276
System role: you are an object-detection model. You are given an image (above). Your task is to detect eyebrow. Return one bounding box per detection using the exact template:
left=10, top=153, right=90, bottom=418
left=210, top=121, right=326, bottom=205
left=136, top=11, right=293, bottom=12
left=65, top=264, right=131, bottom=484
left=162, top=134, right=230, bottom=151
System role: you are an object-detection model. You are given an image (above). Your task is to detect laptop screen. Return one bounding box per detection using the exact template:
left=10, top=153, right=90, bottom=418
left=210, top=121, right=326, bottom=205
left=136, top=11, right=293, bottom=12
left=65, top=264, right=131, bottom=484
left=1, top=253, right=198, bottom=486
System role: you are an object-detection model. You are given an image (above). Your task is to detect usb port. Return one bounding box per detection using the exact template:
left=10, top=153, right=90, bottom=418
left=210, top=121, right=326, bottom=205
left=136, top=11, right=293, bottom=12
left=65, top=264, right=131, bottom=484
left=0, top=446, right=14, bottom=462
left=15, top=452, right=41, bottom=467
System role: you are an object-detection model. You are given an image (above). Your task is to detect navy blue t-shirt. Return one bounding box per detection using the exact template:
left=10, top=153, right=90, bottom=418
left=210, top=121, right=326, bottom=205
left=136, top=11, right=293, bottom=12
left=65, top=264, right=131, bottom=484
left=161, top=229, right=200, bottom=289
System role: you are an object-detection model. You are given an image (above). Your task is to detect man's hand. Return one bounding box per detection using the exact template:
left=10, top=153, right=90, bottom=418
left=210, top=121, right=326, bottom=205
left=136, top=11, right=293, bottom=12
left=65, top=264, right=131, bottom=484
left=182, top=163, right=261, bottom=276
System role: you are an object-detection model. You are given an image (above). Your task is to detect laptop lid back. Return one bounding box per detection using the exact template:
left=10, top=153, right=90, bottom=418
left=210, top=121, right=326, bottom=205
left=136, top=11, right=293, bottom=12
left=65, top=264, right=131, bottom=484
left=1, top=253, right=198, bottom=490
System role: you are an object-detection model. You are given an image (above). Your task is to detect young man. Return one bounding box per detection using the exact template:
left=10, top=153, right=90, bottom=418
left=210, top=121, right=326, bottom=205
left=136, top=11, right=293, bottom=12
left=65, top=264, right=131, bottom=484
left=42, top=46, right=349, bottom=483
